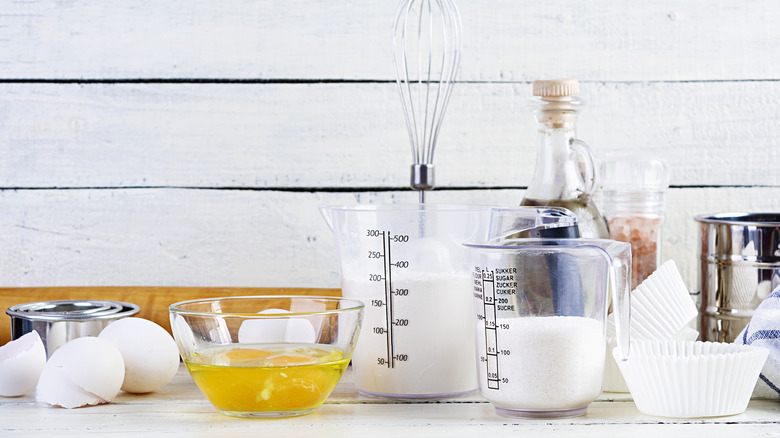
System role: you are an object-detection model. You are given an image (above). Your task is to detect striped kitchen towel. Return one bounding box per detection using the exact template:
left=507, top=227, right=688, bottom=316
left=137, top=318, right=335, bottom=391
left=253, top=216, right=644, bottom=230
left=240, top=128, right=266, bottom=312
left=736, top=285, right=780, bottom=400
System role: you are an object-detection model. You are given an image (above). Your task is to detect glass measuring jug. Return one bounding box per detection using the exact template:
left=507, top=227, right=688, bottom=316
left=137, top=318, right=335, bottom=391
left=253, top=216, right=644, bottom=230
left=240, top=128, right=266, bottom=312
left=465, top=238, right=631, bottom=418
left=320, top=204, right=492, bottom=398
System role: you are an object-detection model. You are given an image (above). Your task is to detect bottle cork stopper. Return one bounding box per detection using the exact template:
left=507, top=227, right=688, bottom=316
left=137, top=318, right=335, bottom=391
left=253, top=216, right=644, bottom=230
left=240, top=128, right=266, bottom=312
left=533, top=78, right=579, bottom=98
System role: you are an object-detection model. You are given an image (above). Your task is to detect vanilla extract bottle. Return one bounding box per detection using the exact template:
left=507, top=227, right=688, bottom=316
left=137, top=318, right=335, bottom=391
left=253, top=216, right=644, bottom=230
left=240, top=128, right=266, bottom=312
left=520, top=79, right=609, bottom=239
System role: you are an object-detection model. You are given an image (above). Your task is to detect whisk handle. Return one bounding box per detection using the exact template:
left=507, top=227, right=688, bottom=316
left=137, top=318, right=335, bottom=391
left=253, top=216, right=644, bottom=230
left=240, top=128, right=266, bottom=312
left=411, top=164, right=435, bottom=192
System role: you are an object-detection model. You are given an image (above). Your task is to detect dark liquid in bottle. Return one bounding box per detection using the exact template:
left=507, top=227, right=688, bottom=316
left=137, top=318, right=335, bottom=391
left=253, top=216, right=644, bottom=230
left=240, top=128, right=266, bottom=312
left=521, top=198, right=609, bottom=239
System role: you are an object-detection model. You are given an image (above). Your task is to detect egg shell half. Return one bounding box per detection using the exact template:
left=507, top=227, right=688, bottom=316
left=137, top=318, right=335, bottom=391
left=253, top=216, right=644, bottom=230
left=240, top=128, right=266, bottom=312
left=36, top=361, right=100, bottom=409
left=36, top=336, right=125, bottom=408
left=0, top=331, right=47, bottom=397
left=98, top=318, right=180, bottom=393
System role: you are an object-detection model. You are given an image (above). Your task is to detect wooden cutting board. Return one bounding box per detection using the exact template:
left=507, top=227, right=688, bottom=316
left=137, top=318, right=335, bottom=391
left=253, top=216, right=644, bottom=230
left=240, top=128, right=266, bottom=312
left=0, top=287, right=341, bottom=345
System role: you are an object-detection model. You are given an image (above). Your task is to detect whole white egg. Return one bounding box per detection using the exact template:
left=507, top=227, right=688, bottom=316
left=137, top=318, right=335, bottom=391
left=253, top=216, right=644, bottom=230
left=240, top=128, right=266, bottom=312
left=0, top=331, right=47, bottom=397
left=36, top=336, right=125, bottom=408
left=238, top=308, right=316, bottom=344
left=98, top=317, right=180, bottom=393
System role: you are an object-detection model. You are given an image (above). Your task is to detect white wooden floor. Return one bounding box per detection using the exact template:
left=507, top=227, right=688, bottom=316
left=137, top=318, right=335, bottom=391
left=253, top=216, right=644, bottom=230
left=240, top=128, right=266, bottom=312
left=1, top=365, right=778, bottom=437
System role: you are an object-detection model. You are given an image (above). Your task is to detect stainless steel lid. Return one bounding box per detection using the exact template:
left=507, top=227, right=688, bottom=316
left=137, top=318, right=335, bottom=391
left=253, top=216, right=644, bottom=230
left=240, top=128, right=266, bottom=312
left=695, top=212, right=780, bottom=265
left=695, top=212, right=780, bottom=226
left=6, top=300, right=140, bottom=321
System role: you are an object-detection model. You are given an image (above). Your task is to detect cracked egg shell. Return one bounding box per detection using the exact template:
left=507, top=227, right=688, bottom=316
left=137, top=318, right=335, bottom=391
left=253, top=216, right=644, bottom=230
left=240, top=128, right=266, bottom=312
left=0, top=331, right=47, bottom=397
left=36, top=336, right=125, bottom=408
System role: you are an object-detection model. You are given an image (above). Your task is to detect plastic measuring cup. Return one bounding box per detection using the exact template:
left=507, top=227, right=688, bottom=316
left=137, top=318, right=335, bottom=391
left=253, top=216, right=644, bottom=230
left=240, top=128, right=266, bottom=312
left=320, top=204, right=492, bottom=398
left=321, top=204, right=582, bottom=399
left=464, top=238, right=631, bottom=418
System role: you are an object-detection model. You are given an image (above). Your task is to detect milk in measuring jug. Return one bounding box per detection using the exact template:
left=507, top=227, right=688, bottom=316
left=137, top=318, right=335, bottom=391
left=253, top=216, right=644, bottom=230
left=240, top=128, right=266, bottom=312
left=343, top=271, right=477, bottom=397
left=321, top=203, right=494, bottom=398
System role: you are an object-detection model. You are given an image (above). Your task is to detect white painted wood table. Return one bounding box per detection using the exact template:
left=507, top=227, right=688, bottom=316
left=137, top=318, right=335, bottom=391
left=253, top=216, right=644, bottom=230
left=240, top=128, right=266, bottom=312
left=1, top=365, right=778, bottom=437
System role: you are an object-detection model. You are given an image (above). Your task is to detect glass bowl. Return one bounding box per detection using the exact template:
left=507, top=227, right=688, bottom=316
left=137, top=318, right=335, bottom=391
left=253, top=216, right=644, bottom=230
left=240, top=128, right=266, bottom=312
left=169, top=295, right=364, bottom=418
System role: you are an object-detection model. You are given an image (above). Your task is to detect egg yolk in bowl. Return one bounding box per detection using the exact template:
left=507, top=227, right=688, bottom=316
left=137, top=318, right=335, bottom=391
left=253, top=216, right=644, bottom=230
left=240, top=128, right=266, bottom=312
left=184, top=344, right=350, bottom=418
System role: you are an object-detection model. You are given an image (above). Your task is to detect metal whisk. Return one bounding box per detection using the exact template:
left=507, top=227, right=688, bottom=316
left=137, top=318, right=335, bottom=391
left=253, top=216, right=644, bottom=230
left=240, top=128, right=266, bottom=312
left=393, top=0, right=462, bottom=203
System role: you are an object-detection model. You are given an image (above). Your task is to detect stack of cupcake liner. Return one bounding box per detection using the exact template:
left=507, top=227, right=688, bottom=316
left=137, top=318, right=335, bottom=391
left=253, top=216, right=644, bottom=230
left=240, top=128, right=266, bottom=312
left=604, top=260, right=698, bottom=392
left=630, top=260, right=699, bottom=340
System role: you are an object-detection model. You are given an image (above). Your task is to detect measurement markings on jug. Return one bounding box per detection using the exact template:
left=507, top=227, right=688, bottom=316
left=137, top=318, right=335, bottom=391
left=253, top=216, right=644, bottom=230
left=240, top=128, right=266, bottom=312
left=479, top=268, right=502, bottom=390
left=367, top=229, right=412, bottom=369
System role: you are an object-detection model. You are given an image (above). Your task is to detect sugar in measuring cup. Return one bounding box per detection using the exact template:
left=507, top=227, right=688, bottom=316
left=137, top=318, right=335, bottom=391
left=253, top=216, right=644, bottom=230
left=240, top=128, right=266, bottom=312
left=465, top=238, right=631, bottom=418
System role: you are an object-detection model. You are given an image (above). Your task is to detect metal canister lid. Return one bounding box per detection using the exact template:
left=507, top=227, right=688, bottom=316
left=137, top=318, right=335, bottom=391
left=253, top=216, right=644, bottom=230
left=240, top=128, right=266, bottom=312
left=6, top=300, right=140, bottom=321
left=695, top=212, right=780, bottom=264
left=695, top=212, right=780, bottom=226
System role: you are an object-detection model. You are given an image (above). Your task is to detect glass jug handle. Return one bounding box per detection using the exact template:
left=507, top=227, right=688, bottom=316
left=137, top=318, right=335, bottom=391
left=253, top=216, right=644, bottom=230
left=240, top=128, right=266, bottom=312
left=569, top=138, right=597, bottom=198
left=590, top=244, right=631, bottom=361
left=319, top=206, right=335, bottom=231
left=609, top=259, right=631, bottom=361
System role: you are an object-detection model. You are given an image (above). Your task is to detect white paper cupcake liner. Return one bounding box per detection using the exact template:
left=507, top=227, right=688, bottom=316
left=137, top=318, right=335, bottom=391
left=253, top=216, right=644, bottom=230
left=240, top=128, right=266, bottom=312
left=603, top=260, right=700, bottom=393
left=603, top=322, right=699, bottom=393
left=614, top=340, right=769, bottom=418
left=675, top=326, right=700, bottom=341
left=631, top=260, right=698, bottom=340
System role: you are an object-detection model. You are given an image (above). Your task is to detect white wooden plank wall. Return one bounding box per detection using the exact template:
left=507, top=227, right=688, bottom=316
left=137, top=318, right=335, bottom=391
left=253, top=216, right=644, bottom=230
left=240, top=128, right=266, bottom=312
left=0, top=1, right=778, bottom=292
